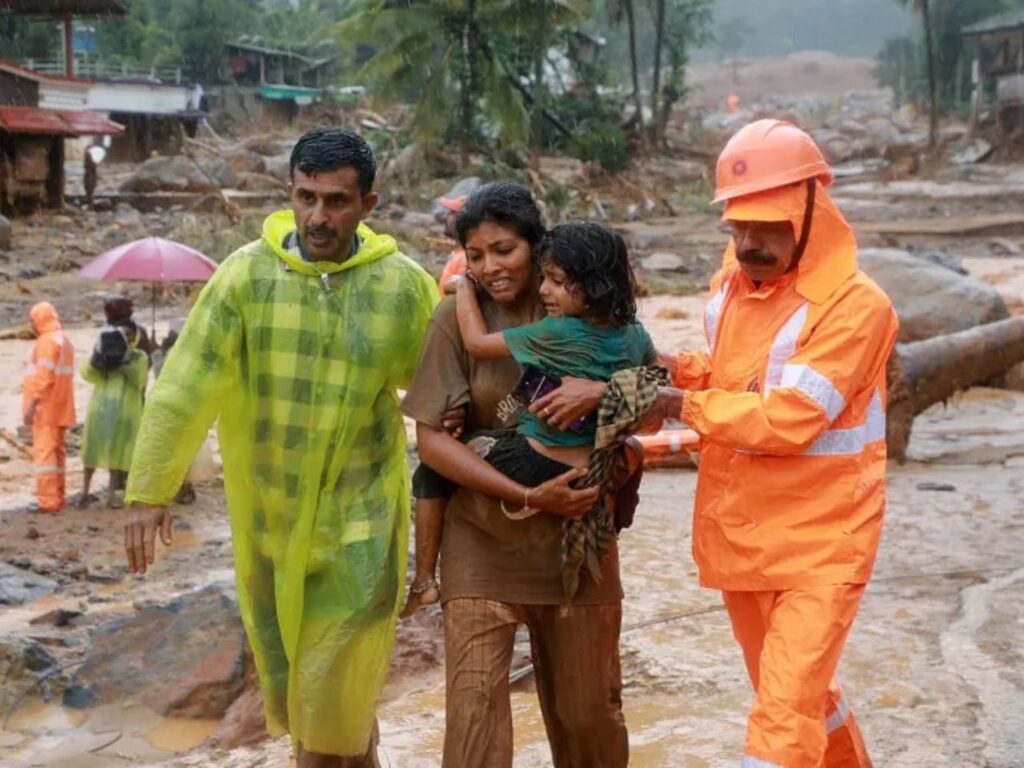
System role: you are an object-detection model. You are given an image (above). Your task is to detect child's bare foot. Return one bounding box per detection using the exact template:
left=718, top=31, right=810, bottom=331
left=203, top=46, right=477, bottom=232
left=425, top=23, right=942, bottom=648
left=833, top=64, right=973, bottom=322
left=400, top=578, right=440, bottom=619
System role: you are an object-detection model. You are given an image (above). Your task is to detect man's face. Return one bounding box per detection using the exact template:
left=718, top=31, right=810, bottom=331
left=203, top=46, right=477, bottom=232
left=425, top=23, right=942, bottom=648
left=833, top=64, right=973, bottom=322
left=729, top=219, right=798, bottom=284
left=290, top=167, right=378, bottom=262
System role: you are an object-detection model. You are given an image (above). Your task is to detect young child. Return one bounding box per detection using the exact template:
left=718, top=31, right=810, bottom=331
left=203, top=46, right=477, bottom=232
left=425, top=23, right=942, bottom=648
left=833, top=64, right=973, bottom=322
left=401, top=222, right=656, bottom=617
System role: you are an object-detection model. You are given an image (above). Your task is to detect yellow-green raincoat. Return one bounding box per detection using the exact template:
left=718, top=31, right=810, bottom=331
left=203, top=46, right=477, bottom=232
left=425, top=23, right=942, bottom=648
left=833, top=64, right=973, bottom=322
left=80, top=349, right=149, bottom=471
left=125, top=210, right=437, bottom=755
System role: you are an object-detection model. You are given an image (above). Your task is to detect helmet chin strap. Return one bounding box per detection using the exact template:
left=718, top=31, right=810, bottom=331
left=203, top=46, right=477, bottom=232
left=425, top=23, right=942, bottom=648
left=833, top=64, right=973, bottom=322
left=793, top=178, right=817, bottom=264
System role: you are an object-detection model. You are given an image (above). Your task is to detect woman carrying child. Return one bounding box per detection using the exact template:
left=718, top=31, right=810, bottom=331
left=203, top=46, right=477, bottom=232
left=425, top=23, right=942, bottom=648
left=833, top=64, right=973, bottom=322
left=401, top=183, right=655, bottom=767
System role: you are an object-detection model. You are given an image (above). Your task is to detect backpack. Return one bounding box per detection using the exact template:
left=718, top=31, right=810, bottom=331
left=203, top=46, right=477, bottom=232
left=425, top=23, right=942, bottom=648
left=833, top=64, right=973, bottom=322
left=91, top=327, right=130, bottom=372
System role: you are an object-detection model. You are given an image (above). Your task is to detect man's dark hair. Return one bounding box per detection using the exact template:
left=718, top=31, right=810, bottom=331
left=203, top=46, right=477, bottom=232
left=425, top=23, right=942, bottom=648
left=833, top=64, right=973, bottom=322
left=289, top=128, right=377, bottom=196
left=455, top=182, right=545, bottom=250
left=539, top=222, right=639, bottom=326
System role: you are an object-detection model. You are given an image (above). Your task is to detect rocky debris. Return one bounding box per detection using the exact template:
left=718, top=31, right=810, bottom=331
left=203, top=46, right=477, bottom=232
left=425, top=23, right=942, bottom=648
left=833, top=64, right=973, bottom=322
left=0, top=214, right=11, bottom=250
left=263, top=154, right=291, bottom=182
left=0, top=562, right=58, bottom=605
left=120, top=156, right=217, bottom=194
left=859, top=248, right=1009, bottom=342
left=71, top=583, right=246, bottom=718
left=988, top=237, right=1023, bottom=256
left=240, top=135, right=290, bottom=157
left=951, top=139, right=994, bottom=166
left=203, top=159, right=240, bottom=191
left=0, top=635, right=61, bottom=713
left=224, top=150, right=266, bottom=175
left=236, top=173, right=286, bottom=192
left=28, top=608, right=82, bottom=628
left=919, top=252, right=968, bottom=275
left=640, top=252, right=690, bottom=272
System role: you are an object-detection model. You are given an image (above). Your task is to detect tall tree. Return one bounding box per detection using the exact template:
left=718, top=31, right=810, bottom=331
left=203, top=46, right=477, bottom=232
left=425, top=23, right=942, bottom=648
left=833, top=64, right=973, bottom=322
left=649, top=0, right=667, bottom=142
left=608, top=0, right=645, bottom=136
left=900, top=0, right=940, bottom=149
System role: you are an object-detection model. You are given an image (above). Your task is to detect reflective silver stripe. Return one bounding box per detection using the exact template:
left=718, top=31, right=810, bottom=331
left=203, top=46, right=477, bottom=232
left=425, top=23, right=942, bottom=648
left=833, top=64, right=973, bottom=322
left=34, top=464, right=64, bottom=475
left=763, top=303, right=808, bottom=393
left=35, top=359, right=56, bottom=370
left=780, top=364, right=846, bottom=422
left=705, top=282, right=729, bottom=354
left=55, top=365, right=75, bottom=375
left=804, top=388, right=885, bottom=457
left=826, top=696, right=851, bottom=733
left=741, top=756, right=782, bottom=768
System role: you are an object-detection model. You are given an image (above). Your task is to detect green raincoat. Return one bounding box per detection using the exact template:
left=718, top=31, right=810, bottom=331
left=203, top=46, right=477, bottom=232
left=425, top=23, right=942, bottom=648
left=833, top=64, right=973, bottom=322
left=125, top=210, right=437, bottom=754
left=80, top=350, right=148, bottom=471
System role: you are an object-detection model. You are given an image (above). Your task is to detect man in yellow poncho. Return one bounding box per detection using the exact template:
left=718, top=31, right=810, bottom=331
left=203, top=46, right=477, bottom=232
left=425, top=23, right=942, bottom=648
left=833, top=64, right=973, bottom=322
left=122, top=128, right=437, bottom=767
left=79, top=320, right=149, bottom=509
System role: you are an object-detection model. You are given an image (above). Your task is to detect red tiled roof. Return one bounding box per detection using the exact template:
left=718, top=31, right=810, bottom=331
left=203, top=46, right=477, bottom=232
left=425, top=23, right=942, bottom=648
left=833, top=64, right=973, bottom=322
left=0, top=106, right=124, bottom=136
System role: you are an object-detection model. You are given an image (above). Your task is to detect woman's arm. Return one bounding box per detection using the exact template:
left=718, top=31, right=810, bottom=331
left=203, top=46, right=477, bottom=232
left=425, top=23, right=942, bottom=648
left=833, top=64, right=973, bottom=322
left=417, top=423, right=598, bottom=518
left=455, top=278, right=512, bottom=359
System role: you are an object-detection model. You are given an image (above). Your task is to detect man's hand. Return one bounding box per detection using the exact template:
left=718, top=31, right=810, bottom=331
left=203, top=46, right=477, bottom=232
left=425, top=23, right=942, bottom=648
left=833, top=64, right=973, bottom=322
left=530, top=377, right=606, bottom=431
left=441, top=404, right=466, bottom=439
left=638, top=387, right=686, bottom=434
left=528, top=467, right=599, bottom=519
left=656, top=352, right=679, bottom=382
left=22, top=402, right=36, bottom=428
left=124, top=504, right=173, bottom=575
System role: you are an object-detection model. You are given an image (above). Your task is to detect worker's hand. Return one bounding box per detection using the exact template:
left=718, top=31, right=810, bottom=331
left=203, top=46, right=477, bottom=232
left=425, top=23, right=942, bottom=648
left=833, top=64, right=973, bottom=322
left=22, top=402, right=36, bottom=428
left=441, top=404, right=466, bottom=439
left=528, top=467, right=599, bottom=519
left=124, top=503, right=173, bottom=575
left=530, top=377, right=606, bottom=431
left=638, top=387, right=686, bottom=435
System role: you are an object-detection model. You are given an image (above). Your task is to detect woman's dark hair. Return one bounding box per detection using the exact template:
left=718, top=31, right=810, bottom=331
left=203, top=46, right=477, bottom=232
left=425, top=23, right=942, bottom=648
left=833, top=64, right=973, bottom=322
left=290, top=128, right=376, bottom=196
left=455, top=182, right=545, bottom=250
left=540, top=222, right=639, bottom=326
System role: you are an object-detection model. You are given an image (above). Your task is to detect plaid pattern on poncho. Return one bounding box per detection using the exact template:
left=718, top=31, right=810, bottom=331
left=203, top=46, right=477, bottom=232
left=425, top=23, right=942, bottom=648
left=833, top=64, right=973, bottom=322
left=562, top=365, right=669, bottom=598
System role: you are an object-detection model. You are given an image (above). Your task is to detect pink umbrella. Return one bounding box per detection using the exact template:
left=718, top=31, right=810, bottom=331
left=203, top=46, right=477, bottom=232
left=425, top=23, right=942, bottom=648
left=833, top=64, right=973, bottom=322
left=79, top=237, right=219, bottom=337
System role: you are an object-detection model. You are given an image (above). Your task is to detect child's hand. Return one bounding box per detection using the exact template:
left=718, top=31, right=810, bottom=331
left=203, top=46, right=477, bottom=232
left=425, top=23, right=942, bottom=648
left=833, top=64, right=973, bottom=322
left=442, top=274, right=465, bottom=296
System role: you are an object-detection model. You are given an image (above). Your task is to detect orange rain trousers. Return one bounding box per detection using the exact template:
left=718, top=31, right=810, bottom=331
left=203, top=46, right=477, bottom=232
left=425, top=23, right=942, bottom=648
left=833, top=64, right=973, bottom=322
left=33, top=425, right=67, bottom=512
left=723, top=585, right=872, bottom=768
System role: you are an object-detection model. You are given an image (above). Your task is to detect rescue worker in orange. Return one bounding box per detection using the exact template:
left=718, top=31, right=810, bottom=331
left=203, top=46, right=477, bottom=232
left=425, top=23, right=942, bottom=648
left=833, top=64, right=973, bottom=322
left=647, top=120, right=898, bottom=768
left=22, top=302, right=76, bottom=513
left=436, top=194, right=467, bottom=295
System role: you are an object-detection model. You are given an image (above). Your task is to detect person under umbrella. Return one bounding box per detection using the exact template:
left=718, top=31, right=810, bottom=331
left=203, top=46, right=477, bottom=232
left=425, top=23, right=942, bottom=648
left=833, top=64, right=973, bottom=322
left=79, top=313, right=149, bottom=509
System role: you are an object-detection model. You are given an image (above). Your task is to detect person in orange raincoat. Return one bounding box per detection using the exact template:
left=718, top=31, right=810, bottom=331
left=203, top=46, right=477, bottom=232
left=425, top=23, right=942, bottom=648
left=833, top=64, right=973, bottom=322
left=647, top=119, right=898, bottom=768
left=22, top=302, right=76, bottom=513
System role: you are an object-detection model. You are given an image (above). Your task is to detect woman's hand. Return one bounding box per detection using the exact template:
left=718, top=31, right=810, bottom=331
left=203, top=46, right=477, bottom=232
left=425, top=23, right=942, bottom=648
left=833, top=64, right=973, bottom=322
left=530, top=377, right=606, bottom=431
left=528, top=467, right=598, bottom=519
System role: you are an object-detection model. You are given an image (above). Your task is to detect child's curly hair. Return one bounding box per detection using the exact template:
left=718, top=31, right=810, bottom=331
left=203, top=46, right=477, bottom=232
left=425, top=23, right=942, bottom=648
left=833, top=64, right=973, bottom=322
left=538, top=222, right=639, bottom=326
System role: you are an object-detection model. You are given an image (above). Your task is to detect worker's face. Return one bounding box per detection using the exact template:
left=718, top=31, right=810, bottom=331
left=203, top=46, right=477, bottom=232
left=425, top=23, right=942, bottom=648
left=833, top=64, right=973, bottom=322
left=729, top=219, right=798, bottom=284
left=537, top=259, right=585, bottom=318
left=464, top=220, right=535, bottom=306
left=290, top=167, right=378, bottom=262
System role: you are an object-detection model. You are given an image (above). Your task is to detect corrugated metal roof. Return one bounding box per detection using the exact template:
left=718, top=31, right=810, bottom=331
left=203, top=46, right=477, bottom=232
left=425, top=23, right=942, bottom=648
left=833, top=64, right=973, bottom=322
left=0, top=106, right=124, bottom=136
left=0, top=1, right=126, bottom=16
left=0, top=58, right=91, bottom=86
left=963, top=8, right=1024, bottom=37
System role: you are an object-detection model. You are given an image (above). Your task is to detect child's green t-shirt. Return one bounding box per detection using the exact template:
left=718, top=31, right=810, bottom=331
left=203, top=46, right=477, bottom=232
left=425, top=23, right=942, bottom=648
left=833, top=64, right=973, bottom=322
left=502, top=315, right=657, bottom=447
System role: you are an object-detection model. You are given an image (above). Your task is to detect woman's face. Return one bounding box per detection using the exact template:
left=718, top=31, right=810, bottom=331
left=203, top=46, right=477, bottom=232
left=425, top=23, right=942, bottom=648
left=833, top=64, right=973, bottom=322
left=463, top=220, right=535, bottom=306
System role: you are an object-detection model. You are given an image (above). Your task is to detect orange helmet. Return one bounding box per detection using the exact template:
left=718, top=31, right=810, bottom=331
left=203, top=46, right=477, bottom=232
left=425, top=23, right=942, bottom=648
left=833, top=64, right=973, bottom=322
left=713, top=119, right=834, bottom=204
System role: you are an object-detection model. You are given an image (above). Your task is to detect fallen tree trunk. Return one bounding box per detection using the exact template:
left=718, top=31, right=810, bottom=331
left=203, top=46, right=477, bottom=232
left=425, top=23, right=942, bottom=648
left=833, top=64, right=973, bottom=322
left=887, top=316, right=1024, bottom=461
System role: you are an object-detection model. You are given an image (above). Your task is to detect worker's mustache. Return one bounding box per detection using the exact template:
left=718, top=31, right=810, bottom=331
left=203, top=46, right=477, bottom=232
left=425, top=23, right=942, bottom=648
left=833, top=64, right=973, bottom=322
left=737, top=250, right=777, bottom=266
left=304, top=224, right=335, bottom=240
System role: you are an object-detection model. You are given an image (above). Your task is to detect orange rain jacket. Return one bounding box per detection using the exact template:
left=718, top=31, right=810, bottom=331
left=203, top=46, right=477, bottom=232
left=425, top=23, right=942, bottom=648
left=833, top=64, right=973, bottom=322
left=674, top=183, right=899, bottom=591
left=23, top=302, right=76, bottom=427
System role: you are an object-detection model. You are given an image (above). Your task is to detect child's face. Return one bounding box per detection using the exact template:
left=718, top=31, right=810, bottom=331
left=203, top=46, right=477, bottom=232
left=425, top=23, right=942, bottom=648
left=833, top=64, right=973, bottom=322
left=538, top=261, right=586, bottom=318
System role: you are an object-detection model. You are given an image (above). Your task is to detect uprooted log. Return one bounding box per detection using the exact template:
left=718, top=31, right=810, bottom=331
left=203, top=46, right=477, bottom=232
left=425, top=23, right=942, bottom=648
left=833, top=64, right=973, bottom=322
left=887, top=316, right=1024, bottom=461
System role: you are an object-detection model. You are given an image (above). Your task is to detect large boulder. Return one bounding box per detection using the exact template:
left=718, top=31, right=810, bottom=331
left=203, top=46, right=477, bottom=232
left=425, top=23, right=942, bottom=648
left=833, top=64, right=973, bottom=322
left=859, top=248, right=1009, bottom=342
left=0, top=562, right=57, bottom=605
left=203, top=159, right=240, bottom=190
left=224, top=149, right=266, bottom=175
left=71, top=583, right=246, bottom=718
left=119, top=156, right=217, bottom=194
